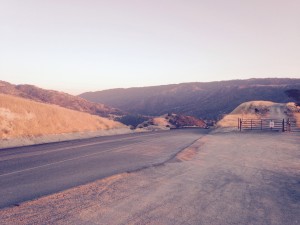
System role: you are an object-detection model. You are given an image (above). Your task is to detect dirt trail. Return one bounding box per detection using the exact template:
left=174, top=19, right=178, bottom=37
left=0, top=132, right=299, bottom=225
left=268, top=103, right=288, bottom=119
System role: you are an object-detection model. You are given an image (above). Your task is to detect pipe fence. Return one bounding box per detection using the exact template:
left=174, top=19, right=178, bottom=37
left=238, top=118, right=300, bottom=132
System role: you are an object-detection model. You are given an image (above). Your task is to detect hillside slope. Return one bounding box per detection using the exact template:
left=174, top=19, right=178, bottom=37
left=0, top=81, right=124, bottom=119
left=218, top=101, right=300, bottom=128
left=137, top=114, right=207, bottom=130
left=0, top=94, right=127, bottom=140
left=79, top=78, right=300, bottom=120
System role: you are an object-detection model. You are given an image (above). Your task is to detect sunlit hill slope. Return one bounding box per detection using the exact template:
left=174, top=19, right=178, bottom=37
left=218, top=101, right=300, bottom=128
left=0, top=80, right=124, bottom=119
left=0, top=94, right=127, bottom=140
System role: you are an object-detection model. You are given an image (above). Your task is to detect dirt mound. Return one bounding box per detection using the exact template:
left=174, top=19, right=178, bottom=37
left=218, top=101, right=300, bottom=128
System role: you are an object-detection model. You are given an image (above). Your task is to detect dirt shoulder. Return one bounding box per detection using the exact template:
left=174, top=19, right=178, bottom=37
left=0, top=128, right=134, bottom=149
left=0, top=131, right=299, bottom=225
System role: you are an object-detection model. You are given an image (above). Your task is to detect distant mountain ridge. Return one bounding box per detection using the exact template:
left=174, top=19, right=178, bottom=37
left=0, top=81, right=124, bottom=118
left=79, top=78, right=300, bottom=120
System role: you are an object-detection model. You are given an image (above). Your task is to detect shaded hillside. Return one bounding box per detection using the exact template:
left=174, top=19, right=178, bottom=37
left=0, top=94, right=127, bottom=140
left=0, top=81, right=123, bottom=118
left=116, top=114, right=150, bottom=128
left=137, top=113, right=207, bottom=130
left=80, top=78, right=300, bottom=120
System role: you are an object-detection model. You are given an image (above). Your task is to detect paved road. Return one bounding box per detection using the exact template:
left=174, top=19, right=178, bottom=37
left=0, top=129, right=208, bottom=209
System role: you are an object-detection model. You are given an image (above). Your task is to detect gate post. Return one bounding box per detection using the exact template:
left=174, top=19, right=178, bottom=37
left=282, top=119, right=285, bottom=132
left=240, top=119, right=242, bottom=131
left=261, top=119, right=263, bottom=130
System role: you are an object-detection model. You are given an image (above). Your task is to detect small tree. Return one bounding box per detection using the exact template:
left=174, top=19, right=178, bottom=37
left=285, top=89, right=300, bottom=106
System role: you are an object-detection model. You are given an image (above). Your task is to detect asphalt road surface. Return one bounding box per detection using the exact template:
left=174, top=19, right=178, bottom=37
left=0, top=129, right=208, bottom=209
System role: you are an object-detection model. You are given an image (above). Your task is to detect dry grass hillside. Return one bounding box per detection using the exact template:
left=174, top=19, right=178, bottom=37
left=0, top=94, right=127, bottom=140
left=218, top=101, right=300, bottom=127
left=0, top=80, right=124, bottom=119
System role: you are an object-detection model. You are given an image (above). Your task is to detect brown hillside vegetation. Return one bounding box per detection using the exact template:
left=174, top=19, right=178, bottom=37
left=0, top=94, right=126, bottom=139
left=0, top=80, right=124, bottom=119
left=137, top=113, right=206, bottom=130
left=218, top=101, right=300, bottom=127
left=79, top=78, right=300, bottom=120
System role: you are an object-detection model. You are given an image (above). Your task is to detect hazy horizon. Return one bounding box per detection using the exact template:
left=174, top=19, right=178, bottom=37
left=1, top=0, right=300, bottom=94
left=3, top=76, right=300, bottom=95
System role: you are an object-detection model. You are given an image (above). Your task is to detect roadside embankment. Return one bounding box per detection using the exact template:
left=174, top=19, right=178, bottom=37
left=0, top=94, right=132, bottom=149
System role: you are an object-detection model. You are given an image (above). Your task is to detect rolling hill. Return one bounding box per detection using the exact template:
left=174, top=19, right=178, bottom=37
left=0, top=94, right=129, bottom=147
left=0, top=81, right=124, bottom=119
left=79, top=78, right=300, bottom=120
left=217, top=100, right=300, bottom=128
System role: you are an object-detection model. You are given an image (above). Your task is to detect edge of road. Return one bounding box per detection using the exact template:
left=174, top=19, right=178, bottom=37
left=0, top=128, right=210, bottom=210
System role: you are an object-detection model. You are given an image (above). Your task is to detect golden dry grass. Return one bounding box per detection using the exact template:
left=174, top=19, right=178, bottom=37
left=218, top=101, right=269, bottom=127
left=231, top=101, right=275, bottom=114
left=153, top=117, right=171, bottom=127
left=217, top=114, right=260, bottom=127
left=286, top=102, right=300, bottom=127
left=0, top=94, right=125, bottom=139
left=294, top=113, right=300, bottom=127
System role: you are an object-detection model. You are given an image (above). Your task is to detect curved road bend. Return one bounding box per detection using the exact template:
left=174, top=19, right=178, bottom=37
left=0, top=129, right=209, bottom=209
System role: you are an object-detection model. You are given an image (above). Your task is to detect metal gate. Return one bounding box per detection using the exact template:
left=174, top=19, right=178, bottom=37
left=238, top=118, right=300, bottom=132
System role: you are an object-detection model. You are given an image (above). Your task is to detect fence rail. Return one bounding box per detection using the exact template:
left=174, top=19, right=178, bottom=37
left=238, top=118, right=300, bottom=132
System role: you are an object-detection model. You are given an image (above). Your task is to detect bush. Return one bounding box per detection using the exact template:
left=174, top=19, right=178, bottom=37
left=116, top=114, right=148, bottom=127
left=285, top=89, right=300, bottom=106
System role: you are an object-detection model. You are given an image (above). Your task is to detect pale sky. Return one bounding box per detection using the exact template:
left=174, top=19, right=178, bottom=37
left=0, top=0, right=299, bottom=94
